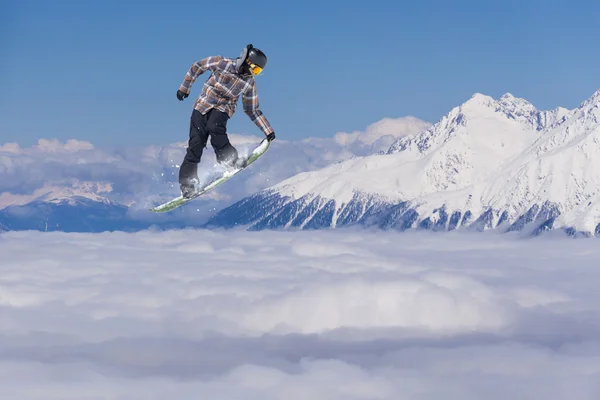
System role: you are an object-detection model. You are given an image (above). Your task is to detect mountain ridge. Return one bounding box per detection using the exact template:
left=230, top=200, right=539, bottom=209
left=206, top=89, right=600, bottom=236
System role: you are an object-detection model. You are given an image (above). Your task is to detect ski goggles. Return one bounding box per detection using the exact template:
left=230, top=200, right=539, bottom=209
left=249, top=63, right=263, bottom=76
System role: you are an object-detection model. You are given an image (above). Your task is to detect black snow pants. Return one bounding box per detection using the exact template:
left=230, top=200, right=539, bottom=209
left=179, top=109, right=238, bottom=185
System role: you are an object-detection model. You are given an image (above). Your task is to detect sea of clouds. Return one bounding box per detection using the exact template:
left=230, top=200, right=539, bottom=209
left=1, top=228, right=599, bottom=399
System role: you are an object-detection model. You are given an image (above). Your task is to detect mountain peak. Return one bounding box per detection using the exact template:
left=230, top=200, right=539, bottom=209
left=579, top=88, right=600, bottom=109
left=461, top=92, right=537, bottom=117
left=498, top=92, right=528, bottom=103
left=464, top=93, right=495, bottom=107
left=386, top=91, right=548, bottom=156
left=31, top=183, right=114, bottom=205
left=497, top=92, right=537, bottom=114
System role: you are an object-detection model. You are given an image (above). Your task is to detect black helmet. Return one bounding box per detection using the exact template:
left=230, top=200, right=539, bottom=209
left=247, top=47, right=267, bottom=69
left=235, top=44, right=268, bottom=75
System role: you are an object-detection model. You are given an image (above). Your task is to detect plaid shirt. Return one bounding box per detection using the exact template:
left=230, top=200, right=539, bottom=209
left=179, top=56, right=274, bottom=136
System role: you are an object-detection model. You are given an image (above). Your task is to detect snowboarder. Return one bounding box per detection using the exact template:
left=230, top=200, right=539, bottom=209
left=176, top=44, right=276, bottom=198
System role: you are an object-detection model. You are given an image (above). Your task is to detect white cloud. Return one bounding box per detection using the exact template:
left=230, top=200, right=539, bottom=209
left=239, top=276, right=510, bottom=334
left=0, top=143, right=21, bottom=153
left=334, top=116, right=432, bottom=147
left=1, top=229, right=599, bottom=398
left=0, top=138, right=179, bottom=205
left=34, top=138, right=95, bottom=152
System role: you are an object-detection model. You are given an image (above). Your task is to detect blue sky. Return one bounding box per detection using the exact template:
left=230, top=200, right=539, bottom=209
left=2, top=0, right=599, bottom=147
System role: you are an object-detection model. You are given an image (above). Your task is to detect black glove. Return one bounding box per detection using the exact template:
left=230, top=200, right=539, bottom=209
left=266, top=132, right=276, bottom=142
left=176, top=90, right=189, bottom=101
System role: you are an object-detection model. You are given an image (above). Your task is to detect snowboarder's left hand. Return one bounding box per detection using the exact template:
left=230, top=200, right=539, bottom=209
left=176, top=90, right=189, bottom=101
left=266, top=132, right=276, bottom=142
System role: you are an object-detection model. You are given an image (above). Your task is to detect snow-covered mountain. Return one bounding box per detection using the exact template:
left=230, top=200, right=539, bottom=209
left=0, top=195, right=142, bottom=232
left=206, top=89, right=600, bottom=236
left=0, top=192, right=215, bottom=232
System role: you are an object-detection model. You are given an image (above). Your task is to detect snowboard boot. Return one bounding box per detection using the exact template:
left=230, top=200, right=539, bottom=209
left=217, top=156, right=239, bottom=170
left=233, top=156, right=247, bottom=169
left=216, top=145, right=239, bottom=170
left=180, top=178, right=199, bottom=199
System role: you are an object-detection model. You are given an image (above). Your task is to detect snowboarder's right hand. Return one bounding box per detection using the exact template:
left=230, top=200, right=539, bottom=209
left=177, top=90, right=189, bottom=101
left=266, top=132, right=276, bottom=142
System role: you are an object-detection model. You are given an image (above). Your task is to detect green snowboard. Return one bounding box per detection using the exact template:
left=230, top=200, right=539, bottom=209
left=149, top=138, right=271, bottom=213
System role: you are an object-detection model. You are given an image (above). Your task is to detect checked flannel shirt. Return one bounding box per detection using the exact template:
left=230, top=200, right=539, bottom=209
left=179, top=55, right=274, bottom=136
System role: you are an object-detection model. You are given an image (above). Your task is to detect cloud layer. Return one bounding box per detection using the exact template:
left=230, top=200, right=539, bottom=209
left=1, top=229, right=599, bottom=399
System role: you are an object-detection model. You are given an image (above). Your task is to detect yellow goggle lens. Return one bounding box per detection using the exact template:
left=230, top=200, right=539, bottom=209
left=250, top=63, right=263, bottom=76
